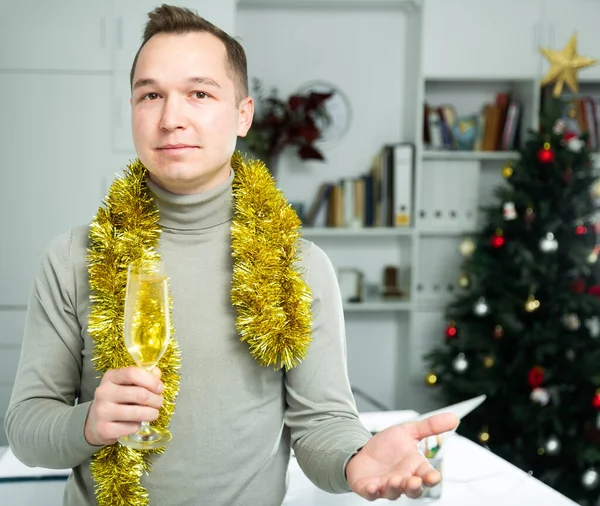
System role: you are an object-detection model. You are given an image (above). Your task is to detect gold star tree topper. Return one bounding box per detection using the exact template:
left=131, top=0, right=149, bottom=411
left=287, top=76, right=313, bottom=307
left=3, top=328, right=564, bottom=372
left=540, top=34, right=597, bottom=97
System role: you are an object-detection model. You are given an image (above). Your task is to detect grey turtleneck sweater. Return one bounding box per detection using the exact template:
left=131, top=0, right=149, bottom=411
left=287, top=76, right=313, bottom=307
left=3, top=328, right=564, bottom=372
left=4, top=170, right=372, bottom=505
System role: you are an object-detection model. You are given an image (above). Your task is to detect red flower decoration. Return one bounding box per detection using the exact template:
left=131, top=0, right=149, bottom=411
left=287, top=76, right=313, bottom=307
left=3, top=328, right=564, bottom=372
left=528, top=366, right=545, bottom=388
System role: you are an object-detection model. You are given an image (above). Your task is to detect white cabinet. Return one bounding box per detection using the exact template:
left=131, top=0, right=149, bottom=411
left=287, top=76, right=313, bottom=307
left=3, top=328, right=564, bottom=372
left=113, top=0, right=237, bottom=73
left=112, top=72, right=136, bottom=153
left=422, top=0, right=544, bottom=79
left=0, top=75, right=113, bottom=306
left=0, top=0, right=112, bottom=71
left=543, top=0, right=600, bottom=82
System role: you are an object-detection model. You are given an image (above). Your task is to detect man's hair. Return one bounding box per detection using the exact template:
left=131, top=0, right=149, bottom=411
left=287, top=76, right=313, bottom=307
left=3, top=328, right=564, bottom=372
left=130, top=4, right=248, bottom=103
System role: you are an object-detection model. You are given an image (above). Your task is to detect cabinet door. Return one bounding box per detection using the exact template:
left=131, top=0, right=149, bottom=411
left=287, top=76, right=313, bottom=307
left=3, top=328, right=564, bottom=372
left=113, top=0, right=236, bottom=73
left=0, top=0, right=112, bottom=71
left=422, top=0, right=543, bottom=79
left=0, top=75, right=112, bottom=306
left=112, top=72, right=137, bottom=153
left=544, top=0, right=600, bottom=82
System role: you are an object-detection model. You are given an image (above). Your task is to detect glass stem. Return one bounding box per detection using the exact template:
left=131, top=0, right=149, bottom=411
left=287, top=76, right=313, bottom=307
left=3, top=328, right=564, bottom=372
left=139, top=421, right=152, bottom=435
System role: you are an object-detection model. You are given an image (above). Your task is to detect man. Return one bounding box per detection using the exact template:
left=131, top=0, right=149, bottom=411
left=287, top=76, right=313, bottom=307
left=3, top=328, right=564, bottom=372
left=5, top=4, right=458, bottom=505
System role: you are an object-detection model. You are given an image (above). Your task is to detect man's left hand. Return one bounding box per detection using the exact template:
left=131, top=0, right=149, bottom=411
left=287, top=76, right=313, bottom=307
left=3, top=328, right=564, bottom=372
left=346, top=413, right=459, bottom=501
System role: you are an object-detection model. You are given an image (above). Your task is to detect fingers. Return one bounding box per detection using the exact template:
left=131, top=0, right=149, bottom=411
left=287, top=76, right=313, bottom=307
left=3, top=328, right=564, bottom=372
left=93, top=420, right=142, bottom=444
left=353, top=477, right=383, bottom=501
left=105, top=366, right=164, bottom=394
left=406, top=412, right=459, bottom=440
left=108, top=384, right=164, bottom=410
left=84, top=367, right=165, bottom=446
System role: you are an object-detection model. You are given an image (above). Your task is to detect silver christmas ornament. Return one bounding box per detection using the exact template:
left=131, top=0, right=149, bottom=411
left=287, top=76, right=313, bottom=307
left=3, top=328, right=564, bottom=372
left=530, top=387, right=550, bottom=406
left=562, top=313, right=580, bottom=331
left=452, top=353, right=469, bottom=373
left=503, top=201, right=517, bottom=220
left=582, top=468, right=599, bottom=490
left=473, top=297, right=489, bottom=316
left=459, top=238, right=475, bottom=257
left=586, top=317, right=600, bottom=338
left=539, top=232, right=558, bottom=253
left=553, top=119, right=566, bottom=135
left=544, top=436, right=561, bottom=455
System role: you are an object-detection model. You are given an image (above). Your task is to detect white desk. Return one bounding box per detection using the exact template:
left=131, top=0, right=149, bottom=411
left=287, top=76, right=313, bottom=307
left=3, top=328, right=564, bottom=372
left=1, top=410, right=578, bottom=506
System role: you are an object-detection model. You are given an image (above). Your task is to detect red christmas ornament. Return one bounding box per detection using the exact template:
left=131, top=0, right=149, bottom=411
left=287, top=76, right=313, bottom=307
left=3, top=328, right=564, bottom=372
left=570, top=279, right=586, bottom=294
left=575, top=224, right=588, bottom=235
left=538, top=143, right=555, bottom=164
left=593, top=391, right=600, bottom=410
left=528, top=366, right=545, bottom=389
left=564, top=131, right=577, bottom=142
left=446, top=323, right=457, bottom=339
left=491, top=229, right=505, bottom=248
left=588, top=285, right=600, bottom=297
left=493, top=325, right=504, bottom=339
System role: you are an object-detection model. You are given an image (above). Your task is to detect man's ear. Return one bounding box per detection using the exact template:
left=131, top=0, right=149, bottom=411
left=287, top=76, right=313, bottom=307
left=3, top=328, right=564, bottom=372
left=237, top=96, right=254, bottom=137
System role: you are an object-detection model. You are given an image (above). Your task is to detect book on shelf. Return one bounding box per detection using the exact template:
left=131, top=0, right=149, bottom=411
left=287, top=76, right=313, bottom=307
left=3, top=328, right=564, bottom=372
left=424, top=92, right=522, bottom=153
left=303, top=143, right=415, bottom=229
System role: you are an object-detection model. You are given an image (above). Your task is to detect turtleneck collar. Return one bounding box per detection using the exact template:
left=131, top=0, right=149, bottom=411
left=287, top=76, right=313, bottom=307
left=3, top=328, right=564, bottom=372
left=145, top=170, right=234, bottom=232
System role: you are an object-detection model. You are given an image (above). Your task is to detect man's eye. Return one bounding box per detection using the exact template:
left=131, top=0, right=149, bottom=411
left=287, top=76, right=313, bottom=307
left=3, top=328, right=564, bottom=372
left=194, top=91, right=208, bottom=99
left=143, top=92, right=159, bottom=101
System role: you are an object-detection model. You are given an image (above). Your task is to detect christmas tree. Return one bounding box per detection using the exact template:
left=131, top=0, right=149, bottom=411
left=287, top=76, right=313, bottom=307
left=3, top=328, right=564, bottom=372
left=424, top=35, right=600, bottom=504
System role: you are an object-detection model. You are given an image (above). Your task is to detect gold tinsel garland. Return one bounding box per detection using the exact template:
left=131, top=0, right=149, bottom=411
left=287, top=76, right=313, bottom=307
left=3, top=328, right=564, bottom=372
left=230, top=153, right=312, bottom=370
left=87, top=152, right=312, bottom=505
left=87, top=158, right=181, bottom=506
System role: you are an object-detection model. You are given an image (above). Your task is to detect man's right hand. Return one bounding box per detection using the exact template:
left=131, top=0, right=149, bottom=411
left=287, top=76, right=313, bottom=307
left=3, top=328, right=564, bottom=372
left=84, top=366, right=165, bottom=446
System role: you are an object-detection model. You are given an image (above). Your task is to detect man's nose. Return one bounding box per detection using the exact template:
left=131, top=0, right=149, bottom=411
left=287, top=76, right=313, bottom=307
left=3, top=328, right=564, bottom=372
left=159, top=97, right=187, bottom=131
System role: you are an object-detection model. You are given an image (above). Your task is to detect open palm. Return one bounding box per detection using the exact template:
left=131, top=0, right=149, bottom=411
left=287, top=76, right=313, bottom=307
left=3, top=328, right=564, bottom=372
left=346, top=413, right=459, bottom=501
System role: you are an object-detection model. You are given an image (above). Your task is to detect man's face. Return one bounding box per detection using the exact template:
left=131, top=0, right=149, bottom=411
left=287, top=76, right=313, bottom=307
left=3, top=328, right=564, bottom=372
left=130, top=31, right=253, bottom=194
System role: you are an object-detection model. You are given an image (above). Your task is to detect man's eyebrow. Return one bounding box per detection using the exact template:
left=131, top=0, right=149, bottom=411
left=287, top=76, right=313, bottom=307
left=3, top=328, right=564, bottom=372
left=132, top=78, right=157, bottom=90
left=132, top=76, right=222, bottom=91
left=186, top=76, right=221, bottom=88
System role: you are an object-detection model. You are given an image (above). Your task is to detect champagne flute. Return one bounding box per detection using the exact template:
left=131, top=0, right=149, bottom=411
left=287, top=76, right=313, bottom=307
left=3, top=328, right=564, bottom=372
left=118, top=258, right=172, bottom=450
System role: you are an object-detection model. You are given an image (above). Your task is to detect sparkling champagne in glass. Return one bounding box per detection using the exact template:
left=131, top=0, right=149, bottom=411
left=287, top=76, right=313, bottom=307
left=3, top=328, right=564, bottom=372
left=118, top=258, right=172, bottom=450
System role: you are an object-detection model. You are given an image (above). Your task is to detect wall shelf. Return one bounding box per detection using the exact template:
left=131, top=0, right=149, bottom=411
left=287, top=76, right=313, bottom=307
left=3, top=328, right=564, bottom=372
left=422, top=150, right=520, bottom=161
left=301, top=227, right=414, bottom=238
left=344, top=298, right=412, bottom=312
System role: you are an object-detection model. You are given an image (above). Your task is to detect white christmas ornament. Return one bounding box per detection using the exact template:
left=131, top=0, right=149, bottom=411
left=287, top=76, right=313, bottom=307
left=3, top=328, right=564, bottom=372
left=545, top=436, right=561, bottom=455
left=582, top=468, right=599, bottom=490
left=585, top=317, right=600, bottom=338
left=530, top=387, right=550, bottom=406
left=503, top=201, right=517, bottom=220
left=452, top=353, right=469, bottom=373
left=473, top=297, right=489, bottom=316
left=539, top=232, right=558, bottom=253
left=567, top=137, right=584, bottom=153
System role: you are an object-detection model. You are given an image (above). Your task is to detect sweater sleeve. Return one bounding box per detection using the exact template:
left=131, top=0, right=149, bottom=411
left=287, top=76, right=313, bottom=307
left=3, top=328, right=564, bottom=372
left=284, top=241, right=372, bottom=494
left=4, top=230, right=103, bottom=469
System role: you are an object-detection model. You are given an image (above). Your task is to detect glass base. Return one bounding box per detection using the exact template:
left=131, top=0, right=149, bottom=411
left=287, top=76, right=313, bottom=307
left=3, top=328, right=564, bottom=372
left=118, top=426, right=172, bottom=450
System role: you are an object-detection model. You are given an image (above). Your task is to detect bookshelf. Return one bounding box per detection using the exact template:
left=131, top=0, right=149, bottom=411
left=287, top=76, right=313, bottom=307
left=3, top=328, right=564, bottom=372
left=247, top=0, right=600, bottom=414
